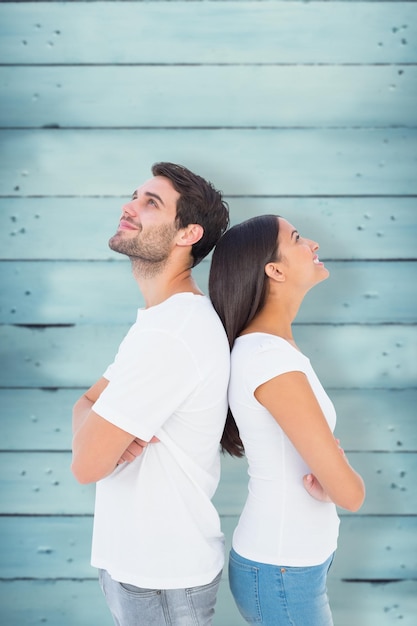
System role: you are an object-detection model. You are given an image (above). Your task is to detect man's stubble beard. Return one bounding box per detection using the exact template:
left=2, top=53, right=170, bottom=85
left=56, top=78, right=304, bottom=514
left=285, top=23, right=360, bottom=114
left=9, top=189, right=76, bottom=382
left=108, top=223, right=178, bottom=279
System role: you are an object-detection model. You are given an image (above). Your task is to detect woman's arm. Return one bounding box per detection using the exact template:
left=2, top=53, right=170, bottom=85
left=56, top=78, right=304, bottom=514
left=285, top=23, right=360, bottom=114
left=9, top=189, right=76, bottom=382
left=255, top=371, right=365, bottom=511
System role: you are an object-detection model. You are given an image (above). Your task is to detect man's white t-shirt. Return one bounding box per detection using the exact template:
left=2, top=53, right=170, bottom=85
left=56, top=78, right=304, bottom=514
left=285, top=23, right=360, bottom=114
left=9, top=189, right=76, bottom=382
left=229, top=333, right=340, bottom=567
left=91, top=294, right=230, bottom=589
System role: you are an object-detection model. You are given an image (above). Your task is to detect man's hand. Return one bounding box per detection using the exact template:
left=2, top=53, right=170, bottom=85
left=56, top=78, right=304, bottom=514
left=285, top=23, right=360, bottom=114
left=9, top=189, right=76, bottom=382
left=117, top=436, right=160, bottom=465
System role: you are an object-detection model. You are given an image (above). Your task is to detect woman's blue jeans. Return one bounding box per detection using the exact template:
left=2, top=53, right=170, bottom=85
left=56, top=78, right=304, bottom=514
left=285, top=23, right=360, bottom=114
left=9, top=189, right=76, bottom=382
left=228, top=548, right=334, bottom=625
left=99, top=568, right=222, bottom=626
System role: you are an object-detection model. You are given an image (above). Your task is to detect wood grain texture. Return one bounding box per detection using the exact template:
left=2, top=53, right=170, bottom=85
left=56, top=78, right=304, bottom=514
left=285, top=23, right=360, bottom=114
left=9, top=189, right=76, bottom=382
left=1, top=324, right=415, bottom=388
left=1, top=129, right=416, bottom=196
left=1, top=65, right=416, bottom=128
left=1, top=197, right=416, bottom=261
left=0, top=578, right=414, bottom=626
left=1, top=260, right=416, bottom=324
left=2, top=388, right=415, bottom=452
left=0, top=580, right=114, bottom=626
left=0, top=451, right=415, bottom=516
left=0, top=1, right=415, bottom=623
left=213, top=452, right=417, bottom=516
left=1, top=515, right=415, bottom=580
left=221, top=515, right=417, bottom=582
left=0, top=2, right=415, bottom=64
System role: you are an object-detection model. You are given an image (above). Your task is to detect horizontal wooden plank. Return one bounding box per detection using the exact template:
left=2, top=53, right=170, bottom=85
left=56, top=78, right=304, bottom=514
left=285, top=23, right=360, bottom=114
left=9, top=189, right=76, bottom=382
left=0, top=578, right=415, bottom=626
left=1, top=197, right=416, bottom=261
left=0, top=579, right=114, bottom=626
left=332, top=389, right=417, bottom=452
left=1, top=260, right=416, bottom=324
left=223, top=515, right=417, bottom=582
left=214, top=452, right=417, bottom=517
left=1, top=324, right=415, bottom=388
left=325, top=580, right=417, bottom=626
left=1, top=129, right=416, bottom=196
left=0, top=515, right=415, bottom=582
left=2, top=389, right=416, bottom=453
left=0, top=451, right=415, bottom=515
left=0, top=388, right=75, bottom=451
left=0, top=452, right=96, bottom=515
left=1, top=65, right=415, bottom=128
left=0, top=508, right=414, bottom=580
left=0, top=2, right=415, bottom=64
left=0, top=577, right=415, bottom=626
left=332, top=516, right=417, bottom=582
left=0, top=516, right=95, bottom=580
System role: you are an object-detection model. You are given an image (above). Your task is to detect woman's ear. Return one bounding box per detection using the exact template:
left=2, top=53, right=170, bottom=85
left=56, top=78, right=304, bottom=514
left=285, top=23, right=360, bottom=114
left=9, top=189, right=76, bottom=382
left=176, top=224, right=204, bottom=247
left=265, top=262, right=285, bottom=282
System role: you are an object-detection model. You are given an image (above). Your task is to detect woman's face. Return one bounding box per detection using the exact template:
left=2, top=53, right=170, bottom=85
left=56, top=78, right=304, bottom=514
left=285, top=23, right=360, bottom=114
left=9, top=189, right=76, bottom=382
left=276, top=217, right=329, bottom=290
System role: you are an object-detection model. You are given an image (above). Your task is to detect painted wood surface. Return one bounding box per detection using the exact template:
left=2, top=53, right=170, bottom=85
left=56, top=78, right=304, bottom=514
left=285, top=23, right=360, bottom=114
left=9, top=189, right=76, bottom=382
left=1, top=324, right=416, bottom=388
left=1, top=579, right=415, bottom=626
left=1, top=197, right=416, bottom=261
left=2, top=388, right=416, bottom=452
left=0, top=1, right=416, bottom=624
left=0, top=2, right=416, bottom=64
left=1, top=128, right=416, bottom=196
left=0, top=450, right=416, bottom=516
left=1, top=514, right=416, bottom=580
left=1, top=65, right=416, bottom=128
left=2, top=259, right=417, bottom=324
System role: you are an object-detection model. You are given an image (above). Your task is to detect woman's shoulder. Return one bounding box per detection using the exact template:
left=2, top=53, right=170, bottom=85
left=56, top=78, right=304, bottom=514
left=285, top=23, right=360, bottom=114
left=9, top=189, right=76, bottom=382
left=232, top=334, right=310, bottom=379
left=234, top=332, right=305, bottom=357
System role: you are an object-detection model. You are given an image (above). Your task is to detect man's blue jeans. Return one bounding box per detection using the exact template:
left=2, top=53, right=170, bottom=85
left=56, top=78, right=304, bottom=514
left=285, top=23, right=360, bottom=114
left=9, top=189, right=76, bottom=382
left=98, top=568, right=222, bottom=626
left=229, top=548, right=334, bottom=625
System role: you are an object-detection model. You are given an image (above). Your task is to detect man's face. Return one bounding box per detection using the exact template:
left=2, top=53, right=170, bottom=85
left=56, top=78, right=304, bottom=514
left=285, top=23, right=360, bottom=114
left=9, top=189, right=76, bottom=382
left=109, top=176, right=181, bottom=267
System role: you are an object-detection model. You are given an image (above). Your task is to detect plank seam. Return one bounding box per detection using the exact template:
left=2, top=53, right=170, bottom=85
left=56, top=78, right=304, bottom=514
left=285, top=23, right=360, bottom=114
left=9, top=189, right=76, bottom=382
left=2, top=125, right=417, bottom=131
left=1, top=63, right=416, bottom=68
left=2, top=194, right=417, bottom=200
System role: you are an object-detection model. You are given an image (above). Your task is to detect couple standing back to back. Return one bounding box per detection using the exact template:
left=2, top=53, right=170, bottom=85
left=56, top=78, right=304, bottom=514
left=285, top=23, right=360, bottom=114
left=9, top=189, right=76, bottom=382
left=71, top=162, right=365, bottom=626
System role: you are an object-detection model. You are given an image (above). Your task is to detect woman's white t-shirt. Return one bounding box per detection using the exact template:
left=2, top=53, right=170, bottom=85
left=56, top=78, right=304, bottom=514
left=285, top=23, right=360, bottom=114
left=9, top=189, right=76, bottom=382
left=229, top=333, right=340, bottom=567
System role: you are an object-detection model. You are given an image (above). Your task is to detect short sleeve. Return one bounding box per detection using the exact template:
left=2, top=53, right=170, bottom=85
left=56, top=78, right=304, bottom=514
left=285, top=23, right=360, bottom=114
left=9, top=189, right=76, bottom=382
left=92, top=328, right=200, bottom=441
left=245, top=341, right=309, bottom=396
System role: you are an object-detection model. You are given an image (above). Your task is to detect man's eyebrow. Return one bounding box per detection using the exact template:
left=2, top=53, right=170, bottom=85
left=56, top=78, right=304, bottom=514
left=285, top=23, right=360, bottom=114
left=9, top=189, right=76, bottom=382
left=144, top=191, right=165, bottom=206
left=130, top=190, right=165, bottom=206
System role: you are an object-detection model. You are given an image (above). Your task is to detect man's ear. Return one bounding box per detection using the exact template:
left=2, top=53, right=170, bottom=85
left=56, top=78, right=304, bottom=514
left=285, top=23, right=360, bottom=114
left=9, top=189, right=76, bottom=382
left=264, top=262, right=285, bottom=283
left=176, top=224, right=204, bottom=247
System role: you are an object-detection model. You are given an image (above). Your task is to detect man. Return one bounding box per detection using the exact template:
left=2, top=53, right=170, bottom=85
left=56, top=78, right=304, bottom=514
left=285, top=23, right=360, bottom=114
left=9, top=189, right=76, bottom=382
left=71, top=162, right=230, bottom=625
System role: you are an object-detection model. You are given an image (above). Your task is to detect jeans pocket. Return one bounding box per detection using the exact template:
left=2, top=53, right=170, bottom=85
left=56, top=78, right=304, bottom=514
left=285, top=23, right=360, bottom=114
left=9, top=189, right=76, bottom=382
left=229, top=552, right=262, bottom=623
left=186, top=569, right=222, bottom=595
left=185, top=571, right=222, bottom=625
left=119, top=581, right=161, bottom=597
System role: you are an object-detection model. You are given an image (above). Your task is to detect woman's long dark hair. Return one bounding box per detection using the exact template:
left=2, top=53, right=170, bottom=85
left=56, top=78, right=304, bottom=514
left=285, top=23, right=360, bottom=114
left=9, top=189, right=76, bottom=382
left=209, top=215, right=280, bottom=457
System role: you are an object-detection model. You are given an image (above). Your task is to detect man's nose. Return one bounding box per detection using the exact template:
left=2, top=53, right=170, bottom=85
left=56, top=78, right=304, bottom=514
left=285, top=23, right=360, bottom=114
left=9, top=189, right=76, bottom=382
left=121, top=200, right=138, bottom=217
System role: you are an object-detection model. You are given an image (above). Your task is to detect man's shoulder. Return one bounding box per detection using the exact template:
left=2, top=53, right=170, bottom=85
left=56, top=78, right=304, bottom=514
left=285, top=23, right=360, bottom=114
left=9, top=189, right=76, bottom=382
left=136, top=294, right=224, bottom=338
left=148, top=293, right=215, bottom=322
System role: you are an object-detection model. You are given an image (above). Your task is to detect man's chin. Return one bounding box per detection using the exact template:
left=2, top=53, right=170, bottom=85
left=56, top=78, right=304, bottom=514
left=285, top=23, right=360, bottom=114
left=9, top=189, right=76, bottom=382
left=108, top=237, right=127, bottom=254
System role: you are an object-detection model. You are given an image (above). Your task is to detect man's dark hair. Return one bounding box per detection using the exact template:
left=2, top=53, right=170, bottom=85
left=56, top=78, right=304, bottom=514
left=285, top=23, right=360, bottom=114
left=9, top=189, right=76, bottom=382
left=152, top=162, right=229, bottom=267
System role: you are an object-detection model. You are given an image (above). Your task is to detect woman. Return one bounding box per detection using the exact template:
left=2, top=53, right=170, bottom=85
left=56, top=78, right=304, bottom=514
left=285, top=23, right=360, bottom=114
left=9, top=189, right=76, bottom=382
left=209, top=215, right=365, bottom=625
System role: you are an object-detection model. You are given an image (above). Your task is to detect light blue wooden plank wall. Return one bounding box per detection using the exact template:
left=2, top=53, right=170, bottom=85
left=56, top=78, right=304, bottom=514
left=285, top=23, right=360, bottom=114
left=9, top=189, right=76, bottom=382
left=0, top=1, right=416, bottom=624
